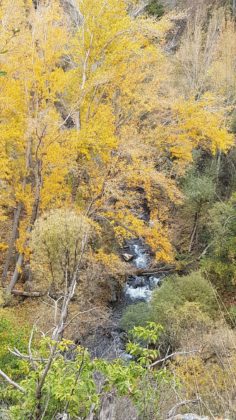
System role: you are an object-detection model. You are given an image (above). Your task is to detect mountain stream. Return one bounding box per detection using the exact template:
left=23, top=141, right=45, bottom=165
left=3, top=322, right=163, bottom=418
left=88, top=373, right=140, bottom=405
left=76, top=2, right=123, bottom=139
left=83, top=240, right=163, bottom=360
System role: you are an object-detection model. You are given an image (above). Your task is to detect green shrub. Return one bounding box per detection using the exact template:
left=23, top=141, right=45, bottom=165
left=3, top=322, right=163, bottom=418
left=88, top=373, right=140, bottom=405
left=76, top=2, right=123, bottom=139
left=150, top=271, right=218, bottom=320
left=148, top=272, right=217, bottom=349
left=5, top=329, right=172, bottom=419
left=201, top=195, right=236, bottom=290
left=183, top=173, right=216, bottom=209
left=201, top=258, right=236, bottom=291
left=121, top=272, right=218, bottom=351
left=145, top=1, right=165, bottom=18
left=120, top=302, right=151, bottom=332
left=0, top=315, right=29, bottom=378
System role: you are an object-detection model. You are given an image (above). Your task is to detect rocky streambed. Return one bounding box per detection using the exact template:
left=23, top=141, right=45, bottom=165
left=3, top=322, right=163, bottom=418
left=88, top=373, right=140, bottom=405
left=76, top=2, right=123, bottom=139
left=83, top=240, right=164, bottom=360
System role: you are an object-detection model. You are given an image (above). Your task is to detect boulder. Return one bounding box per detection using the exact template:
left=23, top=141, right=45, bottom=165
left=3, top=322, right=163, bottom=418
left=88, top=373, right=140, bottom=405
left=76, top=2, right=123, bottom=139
left=132, top=276, right=146, bottom=288
left=122, top=253, right=134, bottom=262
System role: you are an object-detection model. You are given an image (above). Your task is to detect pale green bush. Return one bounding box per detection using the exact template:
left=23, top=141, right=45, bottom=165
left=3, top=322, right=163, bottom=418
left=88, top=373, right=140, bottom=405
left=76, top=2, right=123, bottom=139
left=30, top=209, right=91, bottom=289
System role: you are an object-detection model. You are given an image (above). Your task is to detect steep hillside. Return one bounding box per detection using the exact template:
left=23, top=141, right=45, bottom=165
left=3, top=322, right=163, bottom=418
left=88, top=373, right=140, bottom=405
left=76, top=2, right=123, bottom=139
left=0, top=0, right=236, bottom=418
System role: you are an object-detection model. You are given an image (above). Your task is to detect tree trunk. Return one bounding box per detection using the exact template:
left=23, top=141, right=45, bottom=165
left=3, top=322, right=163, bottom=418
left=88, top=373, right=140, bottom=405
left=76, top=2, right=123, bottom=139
left=2, top=138, right=32, bottom=286
left=6, top=254, right=24, bottom=294
left=216, top=150, right=221, bottom=186
left=2, top=203, right=22, bottom=286
left=7, top=162, right=41, bottom=294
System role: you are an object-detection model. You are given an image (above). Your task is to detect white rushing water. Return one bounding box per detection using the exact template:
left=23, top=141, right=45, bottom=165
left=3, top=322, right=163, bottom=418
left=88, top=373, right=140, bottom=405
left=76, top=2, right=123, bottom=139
left=124, top=284, right=152, bottom=301
left=124, top=242, right=161, bottom=302
left=133, top=243, right=149, bottom=269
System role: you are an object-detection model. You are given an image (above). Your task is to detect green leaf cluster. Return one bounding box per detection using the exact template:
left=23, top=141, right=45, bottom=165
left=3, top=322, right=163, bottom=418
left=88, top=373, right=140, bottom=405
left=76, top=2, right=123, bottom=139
left=126, top=323, right=163, bottom=366
left=2, top=325, right=172, bottom=419
left=0, top=316, right=29, bottom=379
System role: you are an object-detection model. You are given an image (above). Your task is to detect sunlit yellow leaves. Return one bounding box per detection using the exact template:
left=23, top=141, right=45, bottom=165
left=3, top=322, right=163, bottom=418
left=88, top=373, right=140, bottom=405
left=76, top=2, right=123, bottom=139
left=93, top=249, right=122, bottom=273
left=0, top=0, right=76, bottom=261
left=77, top=104, right=117, bottom=160
left=157, top=95, right=234, bottom=174
left=0, top=0, right=234, bottom=273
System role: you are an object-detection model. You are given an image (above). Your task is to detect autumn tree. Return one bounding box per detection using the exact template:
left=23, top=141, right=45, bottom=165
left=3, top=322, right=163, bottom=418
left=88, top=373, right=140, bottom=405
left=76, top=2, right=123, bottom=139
left=174, top=6, right=224, bottom=98
left=0, top=0, right=174, bottom=292
left=0, top=1, right=75, bottom=291
left=60, top=0, right=184, bottom=262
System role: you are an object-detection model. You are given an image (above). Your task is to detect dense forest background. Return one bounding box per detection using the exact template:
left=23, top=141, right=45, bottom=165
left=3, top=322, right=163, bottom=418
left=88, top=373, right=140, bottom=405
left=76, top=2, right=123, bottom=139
left=0, top=0, right=236, bottom=419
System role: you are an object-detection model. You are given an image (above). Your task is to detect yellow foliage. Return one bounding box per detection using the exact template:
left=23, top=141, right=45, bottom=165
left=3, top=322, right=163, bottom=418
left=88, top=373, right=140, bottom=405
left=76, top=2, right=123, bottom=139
left=172, top=354, right=236, bottom=415
left=0, top=243, right=8, bottom=251
left=0, top=0, right=234, bottom=272
left=156, top=95, right=234, bottom=174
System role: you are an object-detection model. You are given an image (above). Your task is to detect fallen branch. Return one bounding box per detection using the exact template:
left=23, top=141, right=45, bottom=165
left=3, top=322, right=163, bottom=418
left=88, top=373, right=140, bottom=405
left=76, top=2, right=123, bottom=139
left=11, top=290, right=45, bottom=297
left=0, top=369, right=25, bottom=393
left=133, top=266, right=175, bottom=277
left=197, top=242, right=213, bottom=260
left=131, top=1, right=149, bottom=17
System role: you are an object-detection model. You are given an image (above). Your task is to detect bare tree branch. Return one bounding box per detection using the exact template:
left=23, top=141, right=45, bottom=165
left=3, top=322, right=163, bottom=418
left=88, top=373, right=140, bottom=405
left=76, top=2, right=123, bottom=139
left=0, top=369, right=25, bottom=393
left=64, top=307, right=101, bottom=330
left=8, top=348, right=49, bottom=363
left=149, top=350, right=199, bottom=368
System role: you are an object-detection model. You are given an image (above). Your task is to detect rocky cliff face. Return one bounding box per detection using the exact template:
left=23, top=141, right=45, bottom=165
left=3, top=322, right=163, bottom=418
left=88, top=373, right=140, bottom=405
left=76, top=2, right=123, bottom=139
left=60, top=0, right=83, bottom=25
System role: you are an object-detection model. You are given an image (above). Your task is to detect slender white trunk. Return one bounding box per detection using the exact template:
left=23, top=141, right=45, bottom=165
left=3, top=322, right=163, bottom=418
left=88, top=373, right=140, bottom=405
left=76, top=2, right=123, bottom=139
left=233, top=0, right=236, bottom=16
